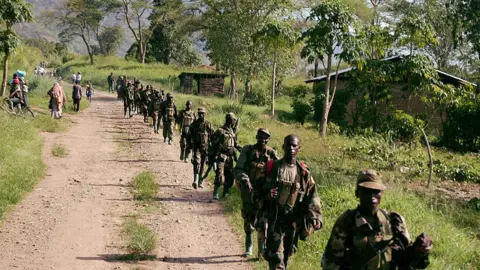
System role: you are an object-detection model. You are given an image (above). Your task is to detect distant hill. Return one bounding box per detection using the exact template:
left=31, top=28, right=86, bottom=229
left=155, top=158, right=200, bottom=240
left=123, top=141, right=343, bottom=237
left=17, top=0, right=136, bottom=56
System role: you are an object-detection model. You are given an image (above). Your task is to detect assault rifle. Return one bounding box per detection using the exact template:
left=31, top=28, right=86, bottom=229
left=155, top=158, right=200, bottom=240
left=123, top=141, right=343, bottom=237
left=201, top=117, right=241, bottom=180
left=341, top=235, right=401, bottom=270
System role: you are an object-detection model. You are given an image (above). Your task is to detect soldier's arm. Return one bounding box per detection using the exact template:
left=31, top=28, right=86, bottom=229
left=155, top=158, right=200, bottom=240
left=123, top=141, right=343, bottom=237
left=321, top=211, right=351, bottom=270
left=233, top=146, right=251, bottom=185
left=269, top=148, right=279, bottom=160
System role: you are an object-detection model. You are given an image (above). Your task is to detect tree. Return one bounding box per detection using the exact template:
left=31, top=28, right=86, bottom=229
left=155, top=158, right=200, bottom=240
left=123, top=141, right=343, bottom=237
left=302, top=0, right=364, bottom=136
left=202, top=0, right=291, bottom=99
left=146, top=0, right=199, bottom=65
left=256, top=20, right=300, bottom=116
left=57, top=0, right=120, bottom=64
left=97, top=26, right=124, bottom=56
left=119, top=0, right=154, bottom=64
left=0, top=0, right=33, bottom=96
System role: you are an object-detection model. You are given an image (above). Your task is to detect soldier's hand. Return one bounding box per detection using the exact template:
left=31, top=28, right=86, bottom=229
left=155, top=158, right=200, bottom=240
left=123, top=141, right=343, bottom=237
left=313, top=219, right=322, bottom=230
left=413, top=232, right=433, bottom=254
left=245, top=181, right=253, bottom=193
left=268, top=188, right=278, bottom=200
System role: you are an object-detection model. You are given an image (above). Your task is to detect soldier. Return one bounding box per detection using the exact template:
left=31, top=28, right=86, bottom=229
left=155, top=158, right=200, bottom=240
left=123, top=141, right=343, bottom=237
left=123, top=81, right=134, bottom=118
left=189, top=107, right=214, bottom=189
left=116, top=76, right=124, bottom=98
left=321, top=170, right=433, bottom=270
left=161, top=93, right=177, bottom=144
left=139, top=85, right=151, bottom=123
left=178, top=100, right=196, bottom=162
left=107, top=72, right=115, bottom=93
left=210, top=113, right=239, bottom=200
left=234, top=128, right=278, bottom=257
left=151, top=90, right=163, bottom=134
left=263, top=134, right=322, bottom=270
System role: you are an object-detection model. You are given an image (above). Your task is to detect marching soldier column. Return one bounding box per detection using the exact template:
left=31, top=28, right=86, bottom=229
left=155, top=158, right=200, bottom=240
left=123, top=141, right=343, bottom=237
left=117, top=82, right=433, bottom=270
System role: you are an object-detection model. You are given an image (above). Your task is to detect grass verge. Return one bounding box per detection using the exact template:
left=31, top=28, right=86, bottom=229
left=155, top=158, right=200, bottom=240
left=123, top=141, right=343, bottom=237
left=123, top=217, right=157, bottom=258
left=51, top=144, right=68, bottom=157
left=131, top=171, right=159, bottom=201
left=0, top=113, right=46, bottom=220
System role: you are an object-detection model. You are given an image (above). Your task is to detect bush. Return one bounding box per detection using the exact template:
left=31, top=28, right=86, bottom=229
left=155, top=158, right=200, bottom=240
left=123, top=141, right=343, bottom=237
left=291, top=99, right=313, bottom=125
left=244, top=87, right=270, bottom=106
left=440, top=102, right=480, bottom=152
left=327, top=122, right=341, bottom=135
left=386, top=110, right=424, bottom=144
left=344, top=133, right=397, bottom=169
left=123, top=218, right=156, bottom=256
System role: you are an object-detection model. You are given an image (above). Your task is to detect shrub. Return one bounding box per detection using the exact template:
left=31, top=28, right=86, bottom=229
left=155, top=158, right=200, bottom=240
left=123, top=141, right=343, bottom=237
left=344, top=133, right=397, bottom=169
left=291, top=99, right=313, bottom=125
left=386, top=110, right=424, bottom=144
left=244, top=87, right=270, bottom=106
left=440, top=102, right=480, bottom=152
left=327, top=122, right=341, bottom=135
left=123, top=218, right=156, bottom=256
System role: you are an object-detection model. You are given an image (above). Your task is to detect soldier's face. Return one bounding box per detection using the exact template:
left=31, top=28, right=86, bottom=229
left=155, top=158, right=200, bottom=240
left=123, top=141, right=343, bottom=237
left=358, top=187, right=382, bottom=213
left=198, top=112, right=205, bottom=119
left=256, top=133, right=270, bottom=146
left=187, top=103, right=192, bottom=109
left=283, top=137, right=300, bottom=160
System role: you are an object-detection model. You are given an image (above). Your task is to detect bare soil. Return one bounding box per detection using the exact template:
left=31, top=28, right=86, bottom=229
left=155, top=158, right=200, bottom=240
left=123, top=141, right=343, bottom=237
left=0, top=92, right=251, bottom=270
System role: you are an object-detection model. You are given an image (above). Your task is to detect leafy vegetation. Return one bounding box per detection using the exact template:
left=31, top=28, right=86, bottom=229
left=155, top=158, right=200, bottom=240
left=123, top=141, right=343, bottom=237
left=51, top=144, right=68, bottom=157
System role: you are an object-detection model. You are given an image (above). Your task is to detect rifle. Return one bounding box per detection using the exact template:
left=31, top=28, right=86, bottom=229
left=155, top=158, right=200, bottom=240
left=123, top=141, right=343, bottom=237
left=341, top=237, right=397, bottom=270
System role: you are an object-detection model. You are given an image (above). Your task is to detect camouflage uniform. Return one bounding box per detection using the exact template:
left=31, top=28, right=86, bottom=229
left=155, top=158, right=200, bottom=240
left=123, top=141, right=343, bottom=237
left=161, top=93, right=177, bottom=144
left=189, top=107, right=214, bottom=188
left=139, top=86, right=151, bottom=123
left=322, top=171, right=431, bottom=270
left=263, top=159, right=323, bottom=270
left=211, top=113, right=239, bottom=199
left=234, top=128, right=278, bottom=257
left=178, top=101, right=196, bottom=162
left=123, top=82, right=134, bottom=118
left=151, top=90, right=163, bottom=134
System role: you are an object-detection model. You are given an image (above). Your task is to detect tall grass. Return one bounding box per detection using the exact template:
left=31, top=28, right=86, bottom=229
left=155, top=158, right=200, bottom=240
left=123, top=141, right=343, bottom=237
left=131, top=171, right=159, bottom=201
left=123, top=217, right=157, bottom=256
left=0, top=113, right=45, bottom=219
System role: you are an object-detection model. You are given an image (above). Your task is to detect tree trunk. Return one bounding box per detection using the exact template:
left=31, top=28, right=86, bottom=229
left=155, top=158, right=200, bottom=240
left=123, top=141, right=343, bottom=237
left=314, top=57, right=319, bottom=77
left=80, top=33, right=95, bottom=65
left=243, top=67, right=252, bottom=103
left=1, top=53, right=8, bottom=97
left=320, top=53, right=332, bottom=137
left=271, top=46, right=277, bottom=117
left=229, top=70, right=237, bottom=99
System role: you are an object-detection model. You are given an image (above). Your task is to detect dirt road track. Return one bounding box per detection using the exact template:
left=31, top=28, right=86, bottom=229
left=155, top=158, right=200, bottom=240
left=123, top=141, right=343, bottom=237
left=0, top=92, right=251, bottom=270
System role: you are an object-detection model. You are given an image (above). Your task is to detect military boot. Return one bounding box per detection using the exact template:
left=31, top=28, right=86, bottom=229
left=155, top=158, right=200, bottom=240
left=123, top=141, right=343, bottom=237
left=223, top=186, right=231, bottom=198
left=180, top=149, right=185, bottom=161
left=257, top=230, right=266, bottom=257
left=192, top=174, right=199, bottom=189
left=213, top=185, right=220, bottom=200
left=243, top=232, right=253, bottom=257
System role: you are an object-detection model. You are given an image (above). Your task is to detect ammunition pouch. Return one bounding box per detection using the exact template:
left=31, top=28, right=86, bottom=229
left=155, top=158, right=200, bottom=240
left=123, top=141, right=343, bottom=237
left=277, top=180, right=301, bottom=210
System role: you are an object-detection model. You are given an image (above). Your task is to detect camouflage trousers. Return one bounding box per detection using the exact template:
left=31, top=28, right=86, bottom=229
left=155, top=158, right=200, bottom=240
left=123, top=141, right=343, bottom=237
left=141, top=104, right=148, bottom=122
left=240, top=189, right=265, bottom=234
left=214, top=154, right=235, bottom=191
left=163, top=120, right=174, bottom=141
left=265, top=222, right=297, bottom=270
left=123, top=97, right=133, bottom=117
left=192, top=146, right=208, bottom=183
left=152, top=111, right=162, bottom=133
left=180, top=126, right=192, bottom=157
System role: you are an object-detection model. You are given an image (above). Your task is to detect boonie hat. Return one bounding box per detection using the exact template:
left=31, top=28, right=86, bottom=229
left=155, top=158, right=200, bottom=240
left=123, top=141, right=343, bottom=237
left=356, top=170, right=386, bottom=191
left=258, top=128, right=271, bottom=137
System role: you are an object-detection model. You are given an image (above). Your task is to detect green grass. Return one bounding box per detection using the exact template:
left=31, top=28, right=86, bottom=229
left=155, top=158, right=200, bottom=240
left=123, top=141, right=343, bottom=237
left=123, top=217, right=157, bottom=257
left=131, top=171, right=159, bottom=201
left=0, top=112, right=45, bottom=219
left=57, top=56, right=480, bottom=269
left=51, top=144, right=68, bottom=157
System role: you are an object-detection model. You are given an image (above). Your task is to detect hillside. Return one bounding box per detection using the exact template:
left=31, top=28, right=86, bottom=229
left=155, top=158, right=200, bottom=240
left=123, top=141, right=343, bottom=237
left=17, top=0, right=136, bottom=56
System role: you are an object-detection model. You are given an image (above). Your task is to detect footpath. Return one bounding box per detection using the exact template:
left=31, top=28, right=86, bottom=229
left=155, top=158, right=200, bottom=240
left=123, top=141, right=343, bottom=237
left=0, top=91, right=250, bottom=270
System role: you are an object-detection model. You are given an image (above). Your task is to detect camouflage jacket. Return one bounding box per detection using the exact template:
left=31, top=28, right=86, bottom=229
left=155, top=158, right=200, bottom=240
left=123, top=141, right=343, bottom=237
left=188, top=118, right=214, bottom=149
left=178, top=109, right=196, bottom=128
left=211, top=126, right=238, bottom=157
left=263, top=159, right=322, bottom=239
left=234, top=145, right=278, bottom=191
left=161, top=100, right=177, bottom=121
left=322, top=207, right=430, bottom=270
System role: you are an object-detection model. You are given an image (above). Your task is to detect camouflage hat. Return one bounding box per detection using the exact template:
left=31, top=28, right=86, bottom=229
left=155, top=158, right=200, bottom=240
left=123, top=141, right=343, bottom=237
left=356, top=170, right=386, bottom=191
left=257, top=128, right=271, bottom=137
left=198, top=107, right=206, bottom=113
left=226, top=112, right=236, bottom=120
left=166, top=92, right=173, bottom=98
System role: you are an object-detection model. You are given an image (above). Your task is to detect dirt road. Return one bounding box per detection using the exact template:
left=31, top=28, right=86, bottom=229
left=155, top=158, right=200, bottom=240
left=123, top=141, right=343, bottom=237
left=0, top=92, right=250, bottom=270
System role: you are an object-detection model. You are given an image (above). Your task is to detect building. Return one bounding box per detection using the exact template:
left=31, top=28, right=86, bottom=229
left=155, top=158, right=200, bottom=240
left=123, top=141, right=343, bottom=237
left=304, top=56, right=476, bottom=131
left=178, top=72, right=228, bottom=96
